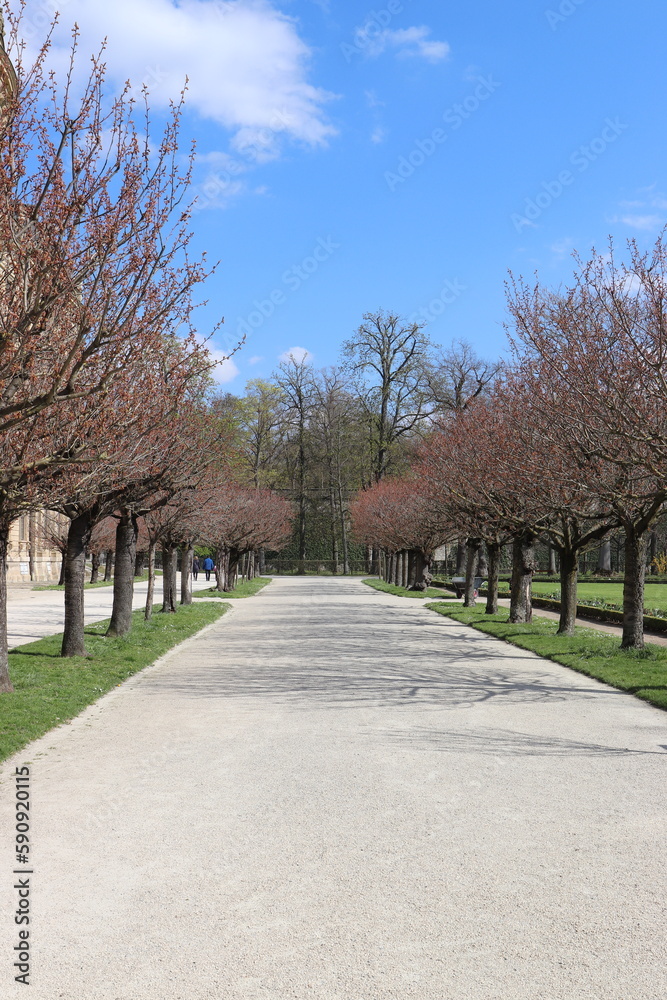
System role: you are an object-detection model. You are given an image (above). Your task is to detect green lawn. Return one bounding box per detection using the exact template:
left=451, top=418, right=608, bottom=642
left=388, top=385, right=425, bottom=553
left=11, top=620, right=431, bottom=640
left=362, top=578, right=452, bottom=600
left=427, top=602, right=667, bottom=712
left=491, top=581, right=667, bottom=614
left=192, top=576, right=273, bottom=599
left=0, top=602, right=228, bottom=762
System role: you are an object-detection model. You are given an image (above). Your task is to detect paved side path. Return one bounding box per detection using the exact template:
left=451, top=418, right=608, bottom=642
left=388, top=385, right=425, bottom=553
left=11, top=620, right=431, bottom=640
left=1, top=577, right=666, bottom=999
left=6, top=575, right=214, bottom=648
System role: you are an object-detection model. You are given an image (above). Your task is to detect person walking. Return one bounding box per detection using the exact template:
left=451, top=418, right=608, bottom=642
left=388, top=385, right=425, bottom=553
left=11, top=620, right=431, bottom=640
left=202, top=556, right=214, bottom=582
left=192, top=556, right=200, bottom=581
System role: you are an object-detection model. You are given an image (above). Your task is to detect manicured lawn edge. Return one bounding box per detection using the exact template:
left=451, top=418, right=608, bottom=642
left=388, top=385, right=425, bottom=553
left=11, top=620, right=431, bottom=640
left=192, top=576, right=273, bottom=599
left=0, top=602, right=229, bottom=762
left=426, top=601, right=667, bottom=713
left=33, top=571, right=161, bottom=592
left=362, top=578, right=452, bottom=600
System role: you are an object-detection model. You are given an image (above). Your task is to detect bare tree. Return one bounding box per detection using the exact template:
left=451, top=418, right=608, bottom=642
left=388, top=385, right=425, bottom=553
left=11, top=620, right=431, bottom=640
left=342, top=311, right=433, bottom=483
left=427, top=339, right=500, bottom=415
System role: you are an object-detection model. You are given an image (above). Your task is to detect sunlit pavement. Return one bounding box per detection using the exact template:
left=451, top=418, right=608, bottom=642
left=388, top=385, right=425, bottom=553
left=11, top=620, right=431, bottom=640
left=0, top=576, right=665, bottom=999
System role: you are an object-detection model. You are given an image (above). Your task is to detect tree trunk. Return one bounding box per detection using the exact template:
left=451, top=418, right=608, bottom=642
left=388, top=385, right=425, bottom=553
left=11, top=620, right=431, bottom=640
left=28, top=512, right=36, bottom=581
left=214, top=547, right=228, bottom=592
left=226, top=547, right=241, bottom=591
left=144, top=540, right=156, bottom=620
left=90, top=551, right=101, bottom=584
left=339, top=486, right=350, bottom=575
left=649, top=529, right=658, bottom=575
left=455, top=538, right=467, bottom=576
left=134, top=551, right=145, bottom=577
left=597, top=539, right=612, bottom=576
left=107, top=513, right=138, bottom=637
left=0, top=522, right=13, bottom=692
left=297, top=493, right=306, bottom=575
left=161, top=544, right=177, bottom=613
left=103, top=549, right=114, bottom=582
left=548, top=545, right=558, bottom=576
left=557, top=546, right=579, bottom=636
left=330, top=492, right=338, bottom=574
left=402, top=551, right=410, bottom=589
left=180, top=544, right=194, bottom=605
left=464, top=538, right=480, bottom=607
left=58, top=552, right=65, bottom=587
left=509, top=531, right=537, bottom=624
left=621, top=530, right=646, bottom=650
left=485, top=542, right=501, bottom=615
left=62, top=513, right=93, bottom=657
left=259, top=548, right=266, bottom=574
left=410, top=550, right=431, bottom=591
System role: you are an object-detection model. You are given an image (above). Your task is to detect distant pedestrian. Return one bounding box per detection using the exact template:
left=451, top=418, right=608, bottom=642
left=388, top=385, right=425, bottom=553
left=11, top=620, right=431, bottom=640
left=192, top=556, right=200, bottom=581
left=203, top=556, right=214, bottom=582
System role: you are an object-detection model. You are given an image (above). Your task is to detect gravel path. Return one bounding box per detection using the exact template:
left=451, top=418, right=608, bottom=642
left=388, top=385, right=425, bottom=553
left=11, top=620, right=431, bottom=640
left=1, top=576, right=666, bottom=999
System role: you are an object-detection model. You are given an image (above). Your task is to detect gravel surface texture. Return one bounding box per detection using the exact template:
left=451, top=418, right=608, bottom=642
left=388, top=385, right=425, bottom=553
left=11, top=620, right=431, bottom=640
left=0, top=576, right=666, bottom=999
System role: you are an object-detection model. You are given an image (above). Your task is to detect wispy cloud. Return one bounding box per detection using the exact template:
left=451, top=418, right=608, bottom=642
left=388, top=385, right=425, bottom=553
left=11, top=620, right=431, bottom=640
left=358, top=25, right=450, bottom=63
left=550, top=237, right=574, bottom=258
left=613, top=187, right=667, bottom=231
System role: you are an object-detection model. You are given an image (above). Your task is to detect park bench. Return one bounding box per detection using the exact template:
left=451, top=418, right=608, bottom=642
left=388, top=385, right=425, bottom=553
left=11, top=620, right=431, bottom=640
left=451, top=576, right=484, bottom=599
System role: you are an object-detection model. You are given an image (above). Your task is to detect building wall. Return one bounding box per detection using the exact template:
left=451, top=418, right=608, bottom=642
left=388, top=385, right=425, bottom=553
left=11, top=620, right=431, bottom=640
left=7, top=512, right=65, bottom=584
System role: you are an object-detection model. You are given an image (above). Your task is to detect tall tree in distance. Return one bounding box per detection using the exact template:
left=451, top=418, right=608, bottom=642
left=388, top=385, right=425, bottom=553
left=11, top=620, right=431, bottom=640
left=274, top=354, right=315, bottom=574
left=427, top=339, right=501, bottom=417
left=342, top=311, right=433, bottom=483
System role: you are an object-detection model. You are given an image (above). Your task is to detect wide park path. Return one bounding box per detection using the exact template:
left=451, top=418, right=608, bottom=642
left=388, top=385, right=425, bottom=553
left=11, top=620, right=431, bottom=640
left=1, top=576, right=666, bottom=999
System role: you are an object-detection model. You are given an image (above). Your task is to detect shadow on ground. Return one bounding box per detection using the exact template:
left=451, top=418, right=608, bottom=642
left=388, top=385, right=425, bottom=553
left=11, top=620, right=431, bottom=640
left=144, top=592, right=625, bottom=712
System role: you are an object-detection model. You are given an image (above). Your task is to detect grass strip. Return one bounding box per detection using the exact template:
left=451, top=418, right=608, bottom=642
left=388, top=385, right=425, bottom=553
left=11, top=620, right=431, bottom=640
left=32, top=571, right=161, bottom=592
left=192, top=576, right=273, bottom=599
left=363, top=578, right=452, bottom=600
left=0, top=602, right=229, bottom=762
left=427, top=601, right=667, bottom=712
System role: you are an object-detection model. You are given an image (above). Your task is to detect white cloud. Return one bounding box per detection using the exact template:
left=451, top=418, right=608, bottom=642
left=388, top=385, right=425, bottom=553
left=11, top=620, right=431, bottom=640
left=248, top=355, right=264, bottom=365
left=613, top=188, right=667, bottom=231
left=357, top=25, right=450, bottom=63
left=209, top=348, right=241, bottom=383
left=370, top=125, right=387, bottom=144
left=22, top=0, right=337, bottom=156
left=279, top=346, right=313, bottom=364
left=620, top=214, right=663, bottom=231
left=196, top=337, right=240, bottom=383
left=550, top=237, right=574, bottom=258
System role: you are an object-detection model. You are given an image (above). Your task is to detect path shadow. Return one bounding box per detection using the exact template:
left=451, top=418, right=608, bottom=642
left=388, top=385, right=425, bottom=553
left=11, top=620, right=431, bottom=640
left=144, top=599, right=623, bottom=710
left=383, top=726, right=667, bottom=757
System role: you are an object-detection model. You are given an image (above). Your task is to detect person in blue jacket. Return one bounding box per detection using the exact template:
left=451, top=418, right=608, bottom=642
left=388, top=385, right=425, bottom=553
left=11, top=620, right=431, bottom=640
left=202, top=556, right=215, bottom=582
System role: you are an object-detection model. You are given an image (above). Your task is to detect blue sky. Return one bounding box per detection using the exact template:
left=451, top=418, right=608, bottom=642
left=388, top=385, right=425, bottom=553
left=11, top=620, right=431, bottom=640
left=20, top=0, right=667, bottom=388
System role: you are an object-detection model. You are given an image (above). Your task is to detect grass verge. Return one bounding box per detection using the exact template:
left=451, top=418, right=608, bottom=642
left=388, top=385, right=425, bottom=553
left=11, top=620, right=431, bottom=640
left=32, top=571, right=161, bottom=592
left=192, top=576, right=272, bottom=600
left=0, top=602, right=229, bottom=762
left=427, top=602, right=667, bottom=712
left=363, top=578, right=452, bottom=600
